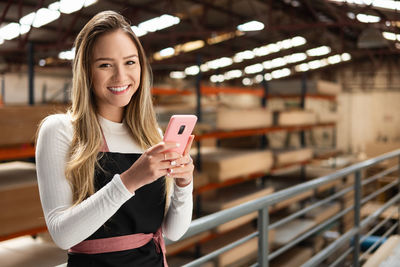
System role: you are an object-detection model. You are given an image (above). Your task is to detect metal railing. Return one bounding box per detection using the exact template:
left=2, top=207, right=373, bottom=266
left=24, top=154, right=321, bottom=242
left=171, top=149, right=400, bottom=267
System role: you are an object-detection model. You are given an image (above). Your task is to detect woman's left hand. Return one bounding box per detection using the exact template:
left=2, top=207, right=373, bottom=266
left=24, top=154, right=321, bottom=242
left=163, top=135, right=195, bottom=187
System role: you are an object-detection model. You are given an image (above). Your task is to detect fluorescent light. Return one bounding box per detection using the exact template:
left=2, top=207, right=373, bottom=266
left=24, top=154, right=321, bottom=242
left=200, top=64, right=210, bottom=72
left=382, top=31, right=400, bottom=41
left=264, top=73, right=272, bottom=81
left=271, top=68, right=291, bottom=79
left=206, top=57, right=233, bottom=69
left=170, top=71, right=186, bottom=79
left=270, top=57, right=286, bottom=68
left=277, top=39, right=293, bottom=49
left=39, top=59, right=46, bottom=66
left=184, top=65, right=200, bottom=75
left=237, top=20, right=264, bottom=31
left=347, top=12, right=356, bottom=19
left=244, top=63, right=263, bottom=74
left=178, top=40, right=204, bottom=53
left=233, top=50, right=255, bottom=62
left=308, top=60, right=323, bottom=69
left=33, top=8, right=60, bottom=27
left=59, top=48, right=75, bottom=60
left=295, top=63, right=309, bottom=72
left=138, top=14, right=180, bottom=33
left=48, top=2, right=60, bottom=11
left=306, top=46, right=331, bottom=56
left=210, top=74, right=224, bottom=83
left=266, top=43, right=280, bottom=53
left=242, top=77, right=253, bottom=86
left=20, top=12, right=35, bottom=25
left=131, top=26, right=147, bottom=37
left=224, top=69, right=242, bottom=80
left=341, top=53, right=351, bottom=61
left=83, top=0, right=98, bottom=7
left=356, top=13, right=381, bottom=23
left=0, top=38, right=4, bottom=45
left=284, top=53, right=307, bottom=63
left=159, top=47, right=175, bottom=57
left=19, top=24, right=30, bottom=34
left=327, top=54, right=342, bottom=64
left=255, top=74, right=264, bottom=83
left=291, top=36, right=307, bottom=46
left=0, top=23, right=20, bottom=40
left=253, top=46, right=271, bottom=57
left=59, top=0, right=85, bottom=14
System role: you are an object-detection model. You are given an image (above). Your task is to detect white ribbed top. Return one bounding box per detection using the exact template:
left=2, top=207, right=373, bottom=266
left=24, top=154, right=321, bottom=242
left=35, top=113, right=193, bottom=250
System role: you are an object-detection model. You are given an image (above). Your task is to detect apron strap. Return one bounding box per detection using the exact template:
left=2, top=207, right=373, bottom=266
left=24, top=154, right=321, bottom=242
left=100, top=128, right=110, bottom=152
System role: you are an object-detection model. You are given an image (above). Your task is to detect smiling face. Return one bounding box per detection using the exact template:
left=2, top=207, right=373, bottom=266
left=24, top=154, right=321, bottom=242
left=91, top=29, right=141, bottom=122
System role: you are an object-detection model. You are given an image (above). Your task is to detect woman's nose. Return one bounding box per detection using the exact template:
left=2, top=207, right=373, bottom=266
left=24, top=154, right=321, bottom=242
left=113, top=64, right=126, bottom=80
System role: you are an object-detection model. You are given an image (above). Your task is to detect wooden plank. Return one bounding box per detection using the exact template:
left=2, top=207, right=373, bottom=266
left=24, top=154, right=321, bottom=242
left=0, top=161, right=46, bottom=239
left=0, top=104, right=68, bottom=146
left=271, top=247, right=314, bottom=267
left=305, top=202, right=341, bottom=224
left=201, top=225, right=274, bottom=267
left=273, top=148, right=314, bottom=167
left=216, top=108, right=273, bottom=130
left=166, top=231, right=211, bottom=256
left=361, top=202, right=399, bottom=220
left=273, top=219, right=316, bottom=247
left=201, top=149, right=273, bottom=182
left=202, top=183, right=274, bottom=233
left=363, top=235, right=400, bottom=267
left=277, top=110, right=317, bottom=126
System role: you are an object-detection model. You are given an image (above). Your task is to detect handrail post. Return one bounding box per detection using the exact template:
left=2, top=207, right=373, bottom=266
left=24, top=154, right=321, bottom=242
left=353, top=170, right=362, bottom=267
left=258, top=206, right=269, bottom=267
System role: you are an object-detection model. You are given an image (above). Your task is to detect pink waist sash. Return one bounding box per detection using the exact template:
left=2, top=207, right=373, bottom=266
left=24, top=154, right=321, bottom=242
left=68, top=228, right=168, bottom=267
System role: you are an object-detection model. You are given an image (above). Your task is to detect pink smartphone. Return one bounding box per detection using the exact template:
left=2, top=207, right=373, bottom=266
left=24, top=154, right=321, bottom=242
left=163, top=115, right=198, bottom=155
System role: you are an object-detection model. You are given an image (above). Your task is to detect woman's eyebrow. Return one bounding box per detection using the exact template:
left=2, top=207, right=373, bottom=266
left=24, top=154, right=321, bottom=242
left=94, top=54, right=138, bottom=62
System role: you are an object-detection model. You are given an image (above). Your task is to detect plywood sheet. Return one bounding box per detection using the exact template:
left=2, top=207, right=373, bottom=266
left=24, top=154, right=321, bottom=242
left=273, top=219, right=316, bottom=247
left=0, top=161, right=45, bottom=237
left=305, top=202, right=341, bottom=224
left=216, top=108, right=273, bottom=130
left=0, top=105, right=68, bottom=146
left=201, top=149, right=273, bottom=182
left=277, top=110, right=317, bottom=126
left=273, top=148, right=314, bottom=167
left=202, top=183, right=274, bottom=233
left=363, top=235, right=400, bottom=267
left=202, top=225, right=274, bottom=267
left=361, top=202, right=399, bottom=220
left=271, top=247, right=313, bottom=267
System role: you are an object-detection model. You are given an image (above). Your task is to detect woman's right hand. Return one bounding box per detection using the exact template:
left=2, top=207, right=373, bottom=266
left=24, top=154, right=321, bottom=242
left=120, top=142, right=181, bottom=193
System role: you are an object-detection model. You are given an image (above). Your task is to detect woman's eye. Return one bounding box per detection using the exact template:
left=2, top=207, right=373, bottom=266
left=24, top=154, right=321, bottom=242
left=99, top=63, right=111, bottom=68
left=126, top=60, right=136, bottom=65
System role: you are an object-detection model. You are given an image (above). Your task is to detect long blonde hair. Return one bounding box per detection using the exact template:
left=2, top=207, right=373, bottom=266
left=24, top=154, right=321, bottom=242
left=66, top=10, right=170, bottom=205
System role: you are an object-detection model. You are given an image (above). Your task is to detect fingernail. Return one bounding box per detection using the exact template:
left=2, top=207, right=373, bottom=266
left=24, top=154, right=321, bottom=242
left=171, top=161, right=176, bottom=166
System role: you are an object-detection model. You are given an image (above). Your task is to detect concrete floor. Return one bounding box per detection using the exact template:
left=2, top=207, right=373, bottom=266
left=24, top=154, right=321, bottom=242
left=0, top=234, right=67, bottom=267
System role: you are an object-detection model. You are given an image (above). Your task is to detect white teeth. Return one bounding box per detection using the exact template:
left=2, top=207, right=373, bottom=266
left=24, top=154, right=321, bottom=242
left=108, top=85, right=129, bottom=92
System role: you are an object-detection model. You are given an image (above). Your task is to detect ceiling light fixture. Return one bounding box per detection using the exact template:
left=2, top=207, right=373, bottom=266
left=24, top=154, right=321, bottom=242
left=237, top=20, right=265, bottom=32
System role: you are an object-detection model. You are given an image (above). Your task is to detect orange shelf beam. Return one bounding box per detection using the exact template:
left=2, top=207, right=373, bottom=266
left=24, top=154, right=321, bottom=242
left=0, top=226, right=48, bottom=242
left=0, top=144, right=35, bottom=161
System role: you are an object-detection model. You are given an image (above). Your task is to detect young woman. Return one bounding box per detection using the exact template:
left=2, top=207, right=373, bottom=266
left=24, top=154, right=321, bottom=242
left=35, top=10, right=194, bottom=267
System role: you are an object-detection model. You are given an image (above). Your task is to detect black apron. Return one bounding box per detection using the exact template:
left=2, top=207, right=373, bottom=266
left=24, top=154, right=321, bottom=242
left=67, top=150, right=166, bottom=267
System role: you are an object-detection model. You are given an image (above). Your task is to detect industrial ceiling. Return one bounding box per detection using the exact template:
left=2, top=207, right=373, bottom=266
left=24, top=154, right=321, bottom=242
left=0, top=0, right=399, bottom=85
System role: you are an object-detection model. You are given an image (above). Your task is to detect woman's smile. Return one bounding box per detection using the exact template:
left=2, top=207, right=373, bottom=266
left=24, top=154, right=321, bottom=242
left=107, top=84, right=131, bottom=95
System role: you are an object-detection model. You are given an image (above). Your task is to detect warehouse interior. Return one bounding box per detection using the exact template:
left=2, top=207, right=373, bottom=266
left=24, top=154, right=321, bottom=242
left=1, top=0, right=400, bottom=266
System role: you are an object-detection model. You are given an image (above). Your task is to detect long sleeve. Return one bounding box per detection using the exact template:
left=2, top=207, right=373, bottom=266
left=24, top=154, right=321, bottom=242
left=162, top=181, right=193, bottom=241
left=35, top=114, right=133, bottom=249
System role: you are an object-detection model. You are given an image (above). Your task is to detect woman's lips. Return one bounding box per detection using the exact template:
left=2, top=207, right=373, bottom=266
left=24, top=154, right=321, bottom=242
left=107, top=84, right=130, bottom=95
